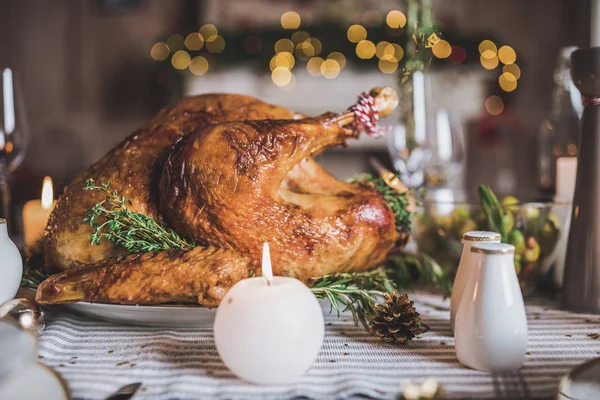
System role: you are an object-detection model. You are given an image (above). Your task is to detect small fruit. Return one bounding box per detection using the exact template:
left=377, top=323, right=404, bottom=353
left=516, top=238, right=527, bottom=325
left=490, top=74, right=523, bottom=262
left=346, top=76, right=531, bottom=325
left=508, top=229, right=526, bottom=254
left=524, top=236, right=541, bottom=263
left=503, top=210, right=515, bottom=233
left=502, top=195, right=520, bottom=210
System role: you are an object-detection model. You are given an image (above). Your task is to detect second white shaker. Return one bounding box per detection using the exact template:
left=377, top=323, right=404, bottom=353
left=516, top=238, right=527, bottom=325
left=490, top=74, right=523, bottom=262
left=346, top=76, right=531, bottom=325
left=455, top=243, right=528, bottom=372
left=450, top=231, right=501, bottom=331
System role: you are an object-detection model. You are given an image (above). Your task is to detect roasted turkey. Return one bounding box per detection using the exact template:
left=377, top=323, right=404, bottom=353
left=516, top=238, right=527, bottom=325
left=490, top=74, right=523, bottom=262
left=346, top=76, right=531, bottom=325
left=37, top=88, right=403, bottom=307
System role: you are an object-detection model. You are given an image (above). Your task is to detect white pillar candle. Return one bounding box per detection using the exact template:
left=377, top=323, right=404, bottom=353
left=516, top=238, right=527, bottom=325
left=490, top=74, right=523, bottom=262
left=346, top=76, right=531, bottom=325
left=593, top=0, right=600, bottom=47
left=555, top=157, right=577, bottom=203
left=214, top=243, right=324, bottom=385
left=22, top=176, right=56, bottom=247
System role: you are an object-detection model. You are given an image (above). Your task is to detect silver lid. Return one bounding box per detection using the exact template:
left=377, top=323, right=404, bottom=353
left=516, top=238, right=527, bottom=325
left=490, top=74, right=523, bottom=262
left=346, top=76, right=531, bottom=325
left=471, top=242, right=515, bottom=255
left=462, top=231, right=501, bottom=242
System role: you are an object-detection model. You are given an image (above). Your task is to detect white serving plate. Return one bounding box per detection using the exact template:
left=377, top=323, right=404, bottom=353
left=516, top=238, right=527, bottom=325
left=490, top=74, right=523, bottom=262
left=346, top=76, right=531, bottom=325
left=62, top=302, right=217, bottom=329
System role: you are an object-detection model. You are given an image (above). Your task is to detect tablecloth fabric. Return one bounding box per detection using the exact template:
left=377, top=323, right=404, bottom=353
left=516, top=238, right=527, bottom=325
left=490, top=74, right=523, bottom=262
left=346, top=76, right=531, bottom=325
left=38, top=293, right=600, bottom=400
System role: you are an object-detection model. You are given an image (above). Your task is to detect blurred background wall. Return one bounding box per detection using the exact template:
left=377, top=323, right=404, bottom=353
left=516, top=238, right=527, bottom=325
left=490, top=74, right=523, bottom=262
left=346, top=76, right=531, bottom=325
left=0, top=0, right=591, bottom=209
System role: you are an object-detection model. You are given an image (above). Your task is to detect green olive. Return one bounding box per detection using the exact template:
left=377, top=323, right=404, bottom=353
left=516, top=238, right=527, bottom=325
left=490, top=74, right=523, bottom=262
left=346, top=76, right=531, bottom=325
left=508, top=229, right=526, bottom=254
left=503, top=210, right=515, bottom=233
left=524, top=236, right=541, bottom=263
left=502, top=195, right=520, bottom=211
left=538, top=215, right=560, bottom=254
left=513, top=254, right=522, bottom=275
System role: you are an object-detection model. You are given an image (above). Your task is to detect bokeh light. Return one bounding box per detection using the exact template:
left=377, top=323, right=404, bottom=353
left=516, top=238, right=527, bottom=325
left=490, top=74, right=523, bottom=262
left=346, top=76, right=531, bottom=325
left=503, top=63, right=521, bottom=79
left=307, top=57, right=324, bottom=76
left=272, top=66, right=292, bottom=86
left=309, top=38, right=322, bottom=56
left=449, top=45, right=467, bottom=64
left=206, top=35, right=225, bottom=53
left=347, top=25, right=367, bottom=43
left=498, top=45, right=516, bottom=64
left=432, top=40, right=451, bottom=59
left=320, top=59, right=340, bottom=79
left=189, top=56, right=209, bottom=75
left=376, top=41, right=393, bottom=59
left=171, top=50, right=191, bottom=70
left=363, top=10, right=383, bottom=27
left=386, top=10, right=407, bottom=28
left=356, top=40, right=376, bottom=59
left=167, top=34, right=184, bottom=52
left=478, top=40, right=497, bottom=55
left=150, top=42, right=170, bottom=60
left=485, top=95, right=504, bottom=115
left=481, top=50, right=496, bottom=59
left=275, top=38, right=294, bottom=54
left=327, top=52, right=346, bottom=69
left=480, top=55, right=499, bottom=70
left=296, top=41, right=315, bottom=60
left=378, top=59, right=398, bottom=74
left=185, top=33, right=204, bottom=51
left=274, top=52, right=295, bottom=69
left=281, top=11, right=301, bottom=30
left=499, top=72, right=518, bottom=92
left=199, top=24, right=218, bottom=42
left=291, top=31, right=310, bottom=44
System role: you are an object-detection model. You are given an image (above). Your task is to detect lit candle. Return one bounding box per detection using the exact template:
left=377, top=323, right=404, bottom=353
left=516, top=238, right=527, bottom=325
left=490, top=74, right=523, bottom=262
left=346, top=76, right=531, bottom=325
left=22, top=176, right=56, bottom=247
left=214, top=242, right=324, bottom=384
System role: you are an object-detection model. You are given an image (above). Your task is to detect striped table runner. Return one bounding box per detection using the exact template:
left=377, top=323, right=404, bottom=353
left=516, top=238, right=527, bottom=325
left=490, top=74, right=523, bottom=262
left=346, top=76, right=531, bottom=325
left=38, top=293, right=600, bottom=400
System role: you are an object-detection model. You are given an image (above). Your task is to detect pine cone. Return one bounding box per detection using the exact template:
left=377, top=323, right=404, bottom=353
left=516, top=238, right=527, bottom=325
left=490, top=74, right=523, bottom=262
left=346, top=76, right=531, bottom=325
left=368, top=291, right=428, bottom=344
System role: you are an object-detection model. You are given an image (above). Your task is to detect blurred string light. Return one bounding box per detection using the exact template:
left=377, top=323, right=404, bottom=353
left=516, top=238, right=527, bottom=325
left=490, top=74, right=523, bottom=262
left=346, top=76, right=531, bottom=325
left=167, top=34, right=184, bottom=51
left=296, top=40, right=315, bottom=60
left=480, top=55, right=499, bottom=70
left=328, top=52, right=346, bottom=68
left=281, top=11, right=301, bottom=30
left=363, top=10, right=383, bottom=27
left=270, top=52, right=295, bottom=70
left=499, top=72, right=517, bottom=92
left=320, top=59, right=340, bottom=79
left=375, top=41, right=404, bottom=62
left=356, top=40, right=376, bottom=59
left=199, top=24, right=218, bottom=42
left=189, top=56, right=209, bottom=75
left=347, top=25, right=367, bottom=43
left=206, top=35, right=225, bottom=53
left=478, top=40, right=497, bottom=55
left=432, top=40, right=451, bottom=58
left=378, top=59, right=398, bottom=74
left=385, top=10, right=406, bottom=28
left=150, top=42, right=170, bottom=60
left=272, top=66, right=292, bottom=86
left=498, top=45, right=516, bottom=64
left=485, top=95, right=504, bottom=115
left=275, top=38, right=294, bottom=53
left=171, top=50, right=191, bottom=70
left=307, top=57, right=324, bottom=76
left=503, top=63, right=521, bottom=79
left=291, top=31, right=310, bottom=44
left=309, top=38, right=322, bottom=55
left=185, top=33, right=204, bottom=51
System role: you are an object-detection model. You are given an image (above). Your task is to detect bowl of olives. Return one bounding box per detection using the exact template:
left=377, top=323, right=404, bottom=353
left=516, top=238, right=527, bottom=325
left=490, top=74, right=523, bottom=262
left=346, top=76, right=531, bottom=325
left=414, top=193, right=570, bottom=296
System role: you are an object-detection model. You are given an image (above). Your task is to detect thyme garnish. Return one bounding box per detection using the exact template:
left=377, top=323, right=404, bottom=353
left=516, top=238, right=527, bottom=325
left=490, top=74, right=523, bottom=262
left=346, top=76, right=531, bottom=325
left=84, top=180, right=194, bottom=253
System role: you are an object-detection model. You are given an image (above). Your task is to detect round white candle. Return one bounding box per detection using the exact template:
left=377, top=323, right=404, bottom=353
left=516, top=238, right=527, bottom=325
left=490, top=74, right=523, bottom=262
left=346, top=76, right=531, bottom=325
left=22, top=176, right=56, bottom=247
left=214, top=243, right=324, bottom=385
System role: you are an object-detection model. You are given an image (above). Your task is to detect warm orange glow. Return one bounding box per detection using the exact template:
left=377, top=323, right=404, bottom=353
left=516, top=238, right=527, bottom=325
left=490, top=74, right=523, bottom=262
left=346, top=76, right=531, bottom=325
left=274, top=39, right=294, bottom=54
left=307, top=57, right=324, bottom=76
left=309, top=38, right=322, bottom=56
left=274, top=52, right=295, bottom=69
left=206, top=35, right=225, bottom=53
left=199, top=24, right=218, bottom=42
left=498, top=46, right=516, bottom=64
left=150, top=42, right=170, bottom=60
left=281, top=11, right=301, bottom=29
left=167, top=34, right=184, bottom=52
left=386, top=10, right=406, bottom=28
left=480, top=55, right=499, bottom=70
left=356, top=40, right=376, bottom=59
left=41, top=176, right=53, bottom=209
left=272, top=67, right=292, bottom=87
left=327, top=52, right=346, bottom=69
left=347, top=25, right=367, bottom=43
left=320, top=59, right=340, bottom=79
left=5, top=142, right=13, bottom=153
left=378, top=59, right=398, bottom=74
left=185, top=33, right=204, bottom=51
left=171, top=50, right=191, bottom=69
left=432, top=40, right=451, bottom=58
left=189, top=56, right=209, bottom=75
left=485, top=96, right=504, bottom=116
left=499, top=72, right=517, bottom=92
left=291, top=31, right=309, bottom=44
left=503, top=63, right=521, bottom=79
left=479, top=40, right=497, bottom=54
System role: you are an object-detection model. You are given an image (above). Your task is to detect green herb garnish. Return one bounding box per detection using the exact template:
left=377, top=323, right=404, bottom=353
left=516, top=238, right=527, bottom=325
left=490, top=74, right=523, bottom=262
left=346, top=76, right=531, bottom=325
left=84, top=180, right=194, bottom=253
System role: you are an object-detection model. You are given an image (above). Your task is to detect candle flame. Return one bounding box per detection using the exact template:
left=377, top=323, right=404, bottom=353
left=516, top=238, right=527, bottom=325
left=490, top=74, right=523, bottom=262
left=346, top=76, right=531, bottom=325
left=262, top=242, right=273, bottom=285
left=41, top=176, right=53, bottom=209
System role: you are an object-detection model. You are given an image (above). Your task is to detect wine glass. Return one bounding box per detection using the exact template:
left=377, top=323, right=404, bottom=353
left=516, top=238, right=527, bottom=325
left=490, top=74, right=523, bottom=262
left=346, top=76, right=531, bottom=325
left=0, top=67, right=29, bottom=225
left=387, top=109, right=464, bottom=190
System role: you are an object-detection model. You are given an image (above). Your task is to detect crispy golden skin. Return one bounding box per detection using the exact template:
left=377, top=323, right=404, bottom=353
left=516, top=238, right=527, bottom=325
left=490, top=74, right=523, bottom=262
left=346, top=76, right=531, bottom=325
left=44, top=94, right=295, bottom=272
left=36, top=247, right=250, bottom=307
left=38, top=93, right=399, bottom=306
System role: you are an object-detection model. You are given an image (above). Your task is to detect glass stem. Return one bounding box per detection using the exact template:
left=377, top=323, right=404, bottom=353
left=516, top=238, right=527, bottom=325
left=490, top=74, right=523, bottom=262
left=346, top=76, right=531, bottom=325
left=0, top=177, right=10, bottom=230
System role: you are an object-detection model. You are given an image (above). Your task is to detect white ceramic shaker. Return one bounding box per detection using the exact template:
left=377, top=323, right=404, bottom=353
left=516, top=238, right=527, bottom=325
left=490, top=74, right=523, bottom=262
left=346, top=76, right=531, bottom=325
left=455, top=243, right=528, bottom=372
left=450, top=231, right=501, bottom=331
left=0, top=219, right=23, bottom=305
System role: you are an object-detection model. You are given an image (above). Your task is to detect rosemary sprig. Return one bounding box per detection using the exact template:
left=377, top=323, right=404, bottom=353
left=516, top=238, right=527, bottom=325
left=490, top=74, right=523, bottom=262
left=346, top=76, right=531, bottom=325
left=349, top=173, right=414, bottom=237
left=84, top=180, right=194, bottom=253
left=310, top=269, right=394, bottom=329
